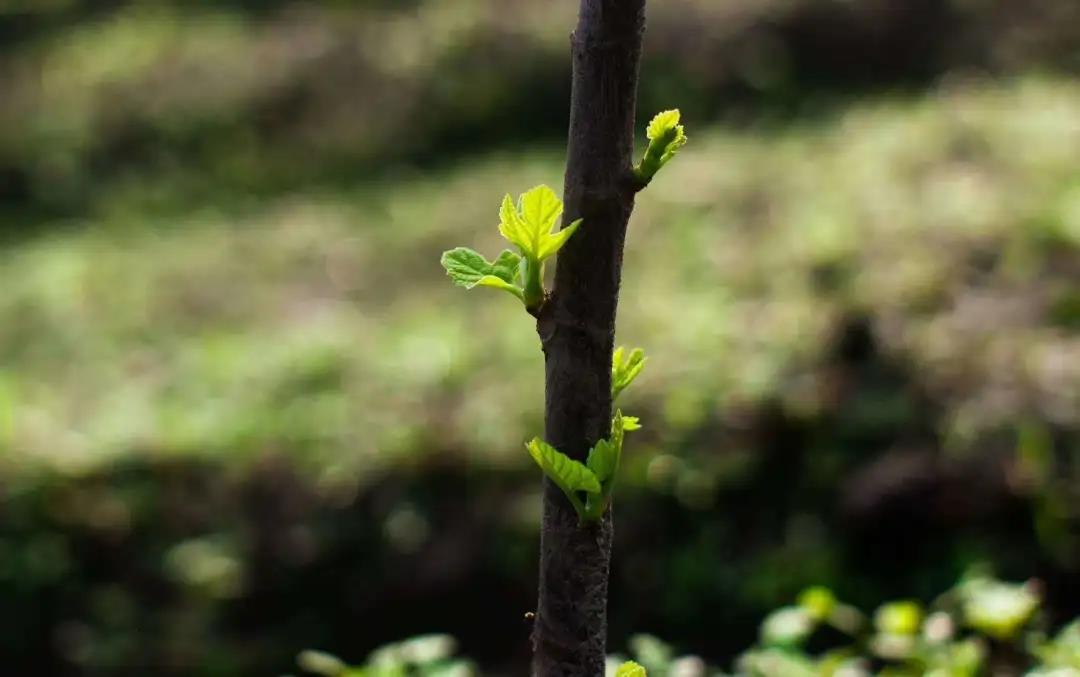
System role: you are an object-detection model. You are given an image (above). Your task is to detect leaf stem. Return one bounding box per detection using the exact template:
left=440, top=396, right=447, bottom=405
left=522, top=256, right=545, bottom=311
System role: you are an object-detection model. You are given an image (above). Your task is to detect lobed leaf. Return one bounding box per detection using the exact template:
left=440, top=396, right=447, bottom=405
left=497, top=184, right=580, bottom=262
left=537, top=218, right=581, bottom=260
left=498, top=194, right=531, bottom=254
left=526, top=438, right=601, bottom=495
left=519, top=184, right=563, bottom=247
left=489, top=249, right=522, bottom=283
left=440, top=247, right=523, bottom=301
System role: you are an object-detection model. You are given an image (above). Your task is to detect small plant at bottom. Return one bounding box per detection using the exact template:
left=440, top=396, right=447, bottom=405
left=736, top=570, right=1079, bottom=676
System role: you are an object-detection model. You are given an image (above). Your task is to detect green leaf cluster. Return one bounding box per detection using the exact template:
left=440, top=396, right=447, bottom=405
left=736, top=571, right=1080, bottom=676
left=526, top=407, right=639, bottom=523
left=634, top=109, right=687, bottom=185
left=438, top=168, right=668, bottom=527
left=523, top=348, right=646, bottom=522
left=440, top=184, right=580, bottom=312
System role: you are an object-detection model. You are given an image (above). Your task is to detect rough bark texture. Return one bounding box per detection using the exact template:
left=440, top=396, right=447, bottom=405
left=531, top=1, right=647, bottom=675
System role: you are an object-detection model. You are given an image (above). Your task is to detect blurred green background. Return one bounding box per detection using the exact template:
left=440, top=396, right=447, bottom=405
left=1, top=0, right=1079, bottom=674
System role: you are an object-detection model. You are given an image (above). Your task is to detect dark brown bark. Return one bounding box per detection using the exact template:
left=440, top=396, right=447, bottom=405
left=531, top=1, right=647, bottom=675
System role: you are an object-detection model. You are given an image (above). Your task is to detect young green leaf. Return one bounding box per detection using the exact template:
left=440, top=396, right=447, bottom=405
left=526, top=438, right=600, bottom=493
left=586, top=438, right=619, bottom=485
left=520, top=183, right=563, bottom=239
left=616, top=661, right=647, bottom=677
left=526, top=438, right=601, bottom=519
left=613, top=408, right=630, bottom=455
left=647, top=109, right=683, bottom=143
left=499, top=194, right=532, bottom=255
left=440, top=247, right=524, bottom=301
left=612, top=347, right=647, bottom=400
left=498, top=185, right=581, bottom=263
left=621, top=415, right=641, bottom=431
left=634, top=109, right=688, bottom=185
left=611, top=409, right=627, bottom=453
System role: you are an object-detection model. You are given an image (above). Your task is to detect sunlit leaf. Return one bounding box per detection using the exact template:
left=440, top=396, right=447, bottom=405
left=586, top=438, right=619, bottom=485
left=612, top=347, right=647, bottom=400
left=519, top=184, right=563, bottom=245
left=498, top=194, right=531, bottom=254
left=440, top=247, right=523, bottom=301
left=636, top=109, right=688, bottom=184
left=497, top=185, right=580, bottom=262
left=537, top=218, right=581, bottom=260
left=615, top=660, right=647, bottom=677
left=526, top=437, right=601, bottom=495
left=646, top=110, right=682, bottom=141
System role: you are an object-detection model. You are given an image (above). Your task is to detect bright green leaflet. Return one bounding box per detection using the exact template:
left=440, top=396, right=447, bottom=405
left=526, top=437, right=600, bottom=518
left=616, top=661, right=647, bottom=677
left=586, top=438, right=618, bottom=485
left=498, top=185, right=581, bottom=263
left=440, top=247, right=524, bottom=301
left=497, top=184, right=582, bottom=309
left=530, top=405, right=642, bottom=523
left=612, top=346, right=647, bottom=400
left=612, top=409, right=630, bottom=450
left=634, top=109, right=688, bottom=185
left=582, top=409, right=643, bottom=520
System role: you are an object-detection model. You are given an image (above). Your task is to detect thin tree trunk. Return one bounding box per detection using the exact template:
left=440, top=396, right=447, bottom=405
left=532, top=1, right=647, bottom=675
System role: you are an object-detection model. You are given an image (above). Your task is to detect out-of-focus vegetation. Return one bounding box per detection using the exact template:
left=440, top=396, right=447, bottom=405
left=296, top=572, right=1080, bottom=675
left=297, top=635, right=476, bottom=677
left=1, top=1, right=1079, bottom=675
left=736, top=572, right=1079, bottom=676
left=3, top=0, right=1080, bottom=221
